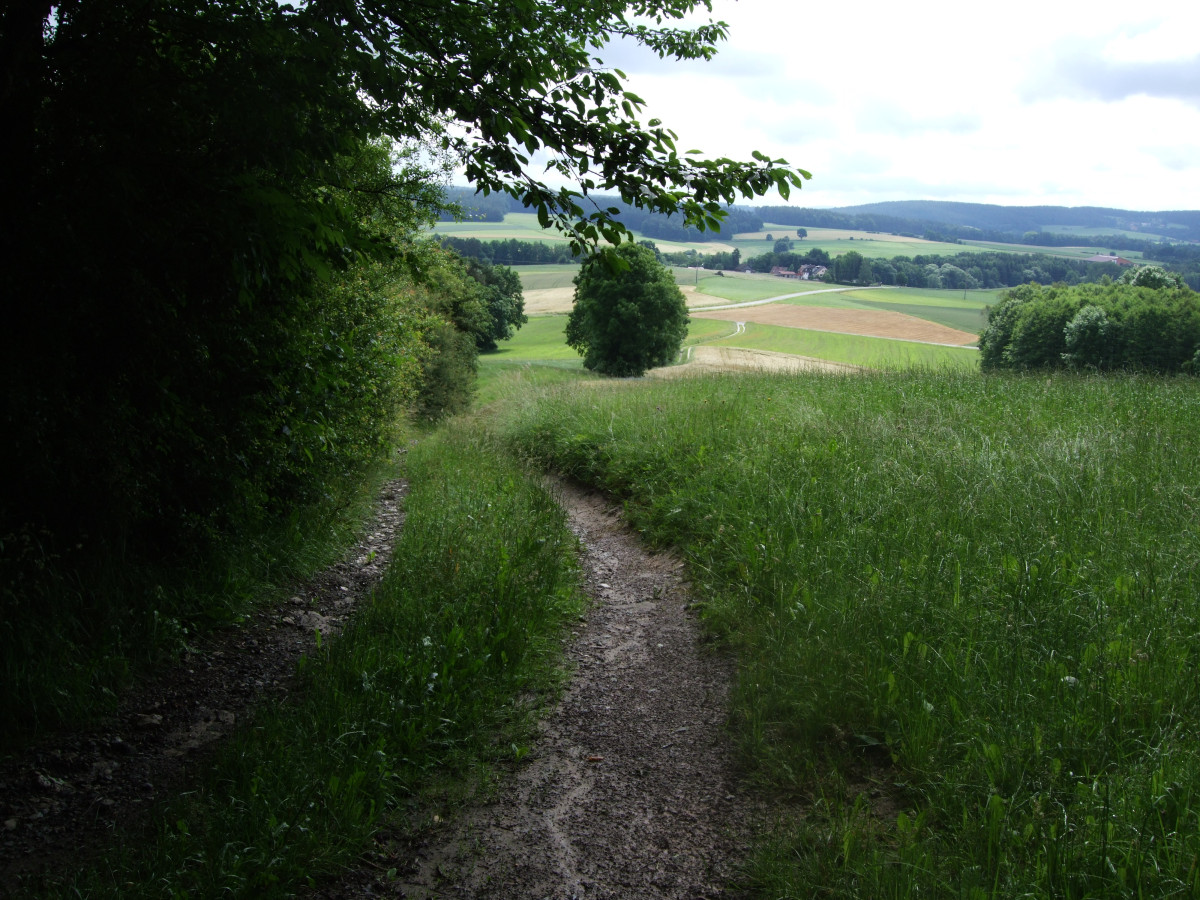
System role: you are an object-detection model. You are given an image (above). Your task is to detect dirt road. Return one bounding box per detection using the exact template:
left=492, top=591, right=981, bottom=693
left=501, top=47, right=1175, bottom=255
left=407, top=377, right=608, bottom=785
left=379, top=482, right=758, bottom=899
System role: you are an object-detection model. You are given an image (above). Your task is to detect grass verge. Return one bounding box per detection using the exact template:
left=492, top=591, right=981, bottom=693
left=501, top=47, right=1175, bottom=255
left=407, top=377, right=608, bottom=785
left=499, top=368, right=1200, bottom=898
left=23, top=426, right=582, bottom=898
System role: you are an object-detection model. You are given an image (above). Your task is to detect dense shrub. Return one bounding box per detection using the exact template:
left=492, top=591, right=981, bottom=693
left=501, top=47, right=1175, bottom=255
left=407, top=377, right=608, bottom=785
left=980, top=277, right=1200, bottom=373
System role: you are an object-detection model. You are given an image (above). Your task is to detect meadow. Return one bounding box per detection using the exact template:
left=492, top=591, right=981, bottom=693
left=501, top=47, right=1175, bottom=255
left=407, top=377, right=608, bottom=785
left=734, top=225, right=965, bottom=259
left=961, top=239, right=1146, bottom=261
left=703, top=321, right=979, bottom=369
left=498, top=368, right=1200, bottom=899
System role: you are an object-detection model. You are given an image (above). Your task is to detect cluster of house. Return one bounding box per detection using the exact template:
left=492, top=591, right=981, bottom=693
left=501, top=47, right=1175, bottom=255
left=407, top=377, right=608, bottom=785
left=1085, top=254, right=1134, bottom=266
left=765, top=264, right=828, bottom=279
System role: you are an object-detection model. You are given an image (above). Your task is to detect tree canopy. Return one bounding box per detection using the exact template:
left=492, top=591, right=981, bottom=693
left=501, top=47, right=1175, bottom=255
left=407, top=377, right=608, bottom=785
left=0, top=0, right=810, bottom=735
left=566, top=244, right=689, bottom=377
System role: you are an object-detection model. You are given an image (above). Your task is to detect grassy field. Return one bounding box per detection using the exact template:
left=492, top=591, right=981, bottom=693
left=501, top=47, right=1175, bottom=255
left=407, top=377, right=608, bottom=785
left=500, top=369, right=1200, bottom=899
left=706, top=322, right=979, bottom=369
left=961, top=239, right=1146, bottom=261
left=1044, top=225, right=1167, bottom=241
left=434, top=213, right=1167, bottom=271
left=733, top=226, right=968, bottom=259
left=829, top=287, right=997, bottom=334
left=513, top=264, right=580, bottom=291
left=690, top=273, right=832, bottom=303
left=484, top=304, right=979, bottom=372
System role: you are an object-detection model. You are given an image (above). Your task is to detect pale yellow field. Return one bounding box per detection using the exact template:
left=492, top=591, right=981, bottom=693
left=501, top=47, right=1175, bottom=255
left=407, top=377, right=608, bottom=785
left=650, top=346, right=862, bottom=377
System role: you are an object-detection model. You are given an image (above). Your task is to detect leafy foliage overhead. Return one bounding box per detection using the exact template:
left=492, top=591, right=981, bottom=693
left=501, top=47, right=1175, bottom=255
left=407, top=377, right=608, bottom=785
left=284, top=0, right=809, bottom=248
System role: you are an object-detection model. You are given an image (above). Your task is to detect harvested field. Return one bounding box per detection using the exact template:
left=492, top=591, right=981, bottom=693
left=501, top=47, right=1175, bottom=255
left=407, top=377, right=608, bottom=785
left=650, top=346, right=862, bottom=377
left=692, top=303, right=978, bottom=346
left=524, top=287, right=576, bottom=314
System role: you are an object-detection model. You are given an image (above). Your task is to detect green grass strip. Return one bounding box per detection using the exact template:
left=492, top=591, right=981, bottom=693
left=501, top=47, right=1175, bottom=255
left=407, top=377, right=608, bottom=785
left=499, top=369, right=1200, bottom=899
left=32, top=427, right=582, bottom=899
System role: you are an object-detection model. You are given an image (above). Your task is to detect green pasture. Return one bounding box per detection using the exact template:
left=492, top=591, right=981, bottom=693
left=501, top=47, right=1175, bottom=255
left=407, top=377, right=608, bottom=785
left=432, top=213, right=573, bottom=243
left=501, top=370, right=1200, bottom=900
left=482, top=308, right=977, bottom=371
left=961, top=239, right=1146, bottom=261
left=693, top=274, right=833, bottom=303
left=482, top=315, right=577, bottom=362
left=840, top=286, right=999, bottom=309
left=1044, top=224, right=1167, bottom=241
left=731, top=225, right=967, bottom=259
left=832, top=287, right=996, bottom=334
left=708, top=321, right=978, bottom=368
left=683, top=318, right=743, bottom=345
left=512, top=264, right=580, bottom=291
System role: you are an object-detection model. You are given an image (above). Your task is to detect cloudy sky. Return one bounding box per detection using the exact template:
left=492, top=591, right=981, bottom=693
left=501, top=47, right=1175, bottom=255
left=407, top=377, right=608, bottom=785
left=589, top=0, right=1200, bottom=211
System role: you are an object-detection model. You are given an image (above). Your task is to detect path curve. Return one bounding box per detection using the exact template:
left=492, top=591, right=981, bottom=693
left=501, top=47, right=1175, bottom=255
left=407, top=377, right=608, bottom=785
left=388, top=481, right=757, bottom=900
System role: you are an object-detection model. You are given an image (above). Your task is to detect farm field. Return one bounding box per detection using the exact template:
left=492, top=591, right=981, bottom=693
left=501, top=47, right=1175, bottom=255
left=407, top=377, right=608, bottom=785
left=433, top=213, right=1050, bottom=263
left=703, top=321, right=978, bottom=368
left=692, top=304, right=979, bottom=346
left=833, top=286, right=995, bottom=334
left=501, top=369, right=1200, bottom=899
left=961, top=238, right=1146, bottom=260
left=732, top=225, right=966, bottom=259
left=1044, top=224, right=1170, bottom=240
left=431, top=212, right=1176, bottom=274
left=690, top=273, right=831, bottom=303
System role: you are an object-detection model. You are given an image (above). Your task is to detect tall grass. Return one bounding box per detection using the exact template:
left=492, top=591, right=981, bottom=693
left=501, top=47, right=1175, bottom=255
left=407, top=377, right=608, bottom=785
left=29, top=426, right=582, bottom=898
left=501, top=369, right=1200, bottom=898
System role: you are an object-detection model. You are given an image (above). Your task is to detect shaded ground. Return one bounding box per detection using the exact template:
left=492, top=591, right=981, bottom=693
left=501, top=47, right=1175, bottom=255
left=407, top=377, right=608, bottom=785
left=0, top=480, right=408, bottom=892
left=321, top=481, right=761, bottom=899
left=692, top=303, right=979, bottom=345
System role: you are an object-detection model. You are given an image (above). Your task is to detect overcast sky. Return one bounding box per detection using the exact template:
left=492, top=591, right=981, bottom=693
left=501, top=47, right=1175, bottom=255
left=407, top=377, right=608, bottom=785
left=584, top=0, right=1200, bottom=211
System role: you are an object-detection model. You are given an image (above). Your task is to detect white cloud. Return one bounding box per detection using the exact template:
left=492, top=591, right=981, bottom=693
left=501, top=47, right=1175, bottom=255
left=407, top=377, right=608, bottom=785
left=596, top=0, right=1200, bottom=209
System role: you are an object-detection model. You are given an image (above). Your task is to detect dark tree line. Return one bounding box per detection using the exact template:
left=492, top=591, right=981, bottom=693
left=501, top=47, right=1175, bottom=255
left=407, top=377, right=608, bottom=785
left=436, top=236, right=582, bottom=265
left=980, top=272, right=1200, bottom=374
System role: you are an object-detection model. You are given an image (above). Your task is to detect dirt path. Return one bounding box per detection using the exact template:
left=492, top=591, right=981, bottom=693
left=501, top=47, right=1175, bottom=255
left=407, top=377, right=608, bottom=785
left=0, top=479, right=408, bottom=891
left=3, top=478, right=760, bottom=898
left=368, top=481, right=758, bottom=900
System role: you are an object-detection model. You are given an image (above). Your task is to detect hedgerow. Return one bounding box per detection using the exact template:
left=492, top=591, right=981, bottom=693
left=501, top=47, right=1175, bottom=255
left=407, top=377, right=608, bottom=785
left=979, top=272, right=1200, bottom=373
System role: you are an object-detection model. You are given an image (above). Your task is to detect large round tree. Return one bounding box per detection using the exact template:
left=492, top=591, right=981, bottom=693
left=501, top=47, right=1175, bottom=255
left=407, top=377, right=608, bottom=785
left=566, top=244, right=689, bottom=377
